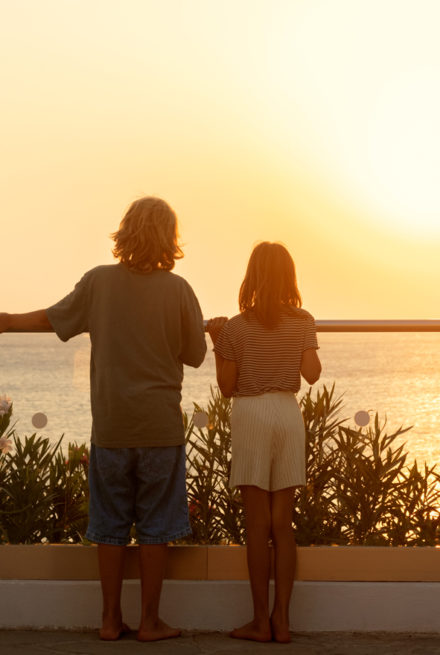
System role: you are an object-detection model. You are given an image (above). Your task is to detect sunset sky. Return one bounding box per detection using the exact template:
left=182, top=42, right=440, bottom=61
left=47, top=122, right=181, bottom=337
left=1, top=0, right=439, bottom=320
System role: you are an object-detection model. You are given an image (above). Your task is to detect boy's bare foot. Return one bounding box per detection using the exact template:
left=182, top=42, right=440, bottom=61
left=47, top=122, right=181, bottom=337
left=99, top=621, right=130, bottom=641
left=270, top=615, right=292, bottom=643
left=230, top=619, right=272, bottom=642
left=137, top=618, right=181, bottom=642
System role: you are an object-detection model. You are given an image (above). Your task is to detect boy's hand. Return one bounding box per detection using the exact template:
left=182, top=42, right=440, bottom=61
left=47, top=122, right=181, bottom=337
left=0, top=313, right=11, bottom=334
left=207, top=316, right=228, bottom=345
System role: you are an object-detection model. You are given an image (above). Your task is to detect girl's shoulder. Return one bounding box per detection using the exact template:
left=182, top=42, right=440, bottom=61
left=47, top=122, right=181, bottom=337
left=225, top=312, right=247, bottom=330
left=282, top=306, right=315, bottom=322
left=222, top=312, right=257, bottom=339
left=227, top=312, right=246, bottom=324
left=228, top=308, right=315, bottom=328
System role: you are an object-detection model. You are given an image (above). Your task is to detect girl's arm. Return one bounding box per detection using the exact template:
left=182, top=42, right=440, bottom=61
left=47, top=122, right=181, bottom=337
left=214, top=353, right=237, bottom=398
left=207, top=316, right=237, bottom=398
left=301, top=348, right=321, bottom=384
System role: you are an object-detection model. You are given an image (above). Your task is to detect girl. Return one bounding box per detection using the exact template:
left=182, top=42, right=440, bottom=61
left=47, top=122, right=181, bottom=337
left=207, top=241, right=321, bottom=643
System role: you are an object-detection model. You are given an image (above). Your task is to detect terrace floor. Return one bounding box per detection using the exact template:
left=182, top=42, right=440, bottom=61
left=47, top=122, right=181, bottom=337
left=1, top=630, right=440, bottom=655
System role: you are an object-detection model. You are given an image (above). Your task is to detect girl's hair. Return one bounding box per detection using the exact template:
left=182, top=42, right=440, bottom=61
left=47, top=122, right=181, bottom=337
left=239, top=242, right=302, bottom=328
left=111, top=196, right=183, bottom=272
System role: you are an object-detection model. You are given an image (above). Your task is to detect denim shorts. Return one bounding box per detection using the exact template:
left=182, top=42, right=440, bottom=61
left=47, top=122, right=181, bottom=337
left=85, top=443, right=191, bottom=546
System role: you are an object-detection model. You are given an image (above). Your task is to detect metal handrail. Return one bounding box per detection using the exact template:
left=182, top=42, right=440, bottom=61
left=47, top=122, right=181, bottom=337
left=315, top=320, right=440, bottom=332
left=4, top=320, right=440, bottom=333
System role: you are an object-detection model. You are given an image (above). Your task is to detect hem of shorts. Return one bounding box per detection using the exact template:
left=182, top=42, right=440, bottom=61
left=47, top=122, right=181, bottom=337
left=136, top=526, right=192, bottom=545
left=229, top=480, right=306, bottom=491
left=85, top=527, right=191, bottom=546
left=85, top=530, right=130, bottom=546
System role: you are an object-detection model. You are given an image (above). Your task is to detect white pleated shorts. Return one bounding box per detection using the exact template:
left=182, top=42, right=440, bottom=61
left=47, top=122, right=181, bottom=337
left=229, top=390, right=306, bottom=492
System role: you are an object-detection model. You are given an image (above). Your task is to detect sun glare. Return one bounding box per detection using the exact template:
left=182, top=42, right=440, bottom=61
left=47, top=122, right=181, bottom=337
left=264, top=2, right=440, bottom=240
left=362, top=68, right=440, bottom=237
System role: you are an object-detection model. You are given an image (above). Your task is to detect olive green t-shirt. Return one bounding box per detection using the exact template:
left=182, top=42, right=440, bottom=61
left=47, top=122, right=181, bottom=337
left=46, top=264, right=207, bottom=448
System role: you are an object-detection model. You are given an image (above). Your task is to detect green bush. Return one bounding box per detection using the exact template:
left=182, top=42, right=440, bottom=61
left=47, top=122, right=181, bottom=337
left=1, top=385, right=439, bottom=545
left=0, top=400, right=89, bottom=544
left=185, top=388, right=244, bottom=544
left=45, top=443, right=89, bottom=543
left=0, top=434, right=89, bottom=544
left=185, top=384, right=440, bottom=546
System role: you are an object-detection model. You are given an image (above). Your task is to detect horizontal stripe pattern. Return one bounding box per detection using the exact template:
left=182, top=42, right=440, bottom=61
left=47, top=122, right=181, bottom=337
left=230, top=391, right=306, bottom=491
left=215, top=309, right=318, bottom=395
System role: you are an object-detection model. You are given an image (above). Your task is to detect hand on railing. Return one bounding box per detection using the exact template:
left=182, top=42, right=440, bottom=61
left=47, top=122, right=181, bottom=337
left=0, top=313, right=11, bottom=334
left=204, top=317, right=228, bottom=345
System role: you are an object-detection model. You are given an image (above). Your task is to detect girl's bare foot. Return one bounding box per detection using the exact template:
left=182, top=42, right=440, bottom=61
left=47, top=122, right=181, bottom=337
left=230, top=619, right=272, bottom=642
left=99, top=621, right=130, bottom=641
left=137, top=618, right=181, bottom=642
left=271, top=615, right=291, bottom=643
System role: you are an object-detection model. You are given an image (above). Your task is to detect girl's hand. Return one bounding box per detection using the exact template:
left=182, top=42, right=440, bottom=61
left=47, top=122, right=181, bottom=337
left=207, top=316, right=228, bottom=345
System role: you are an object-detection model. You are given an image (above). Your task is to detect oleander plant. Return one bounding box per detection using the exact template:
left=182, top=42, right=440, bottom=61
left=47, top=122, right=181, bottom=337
left=1, top=386, right=439, bottom=545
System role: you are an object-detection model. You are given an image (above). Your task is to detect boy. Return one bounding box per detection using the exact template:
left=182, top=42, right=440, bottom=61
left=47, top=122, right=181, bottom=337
left=0, top=196, right=207, bottom=641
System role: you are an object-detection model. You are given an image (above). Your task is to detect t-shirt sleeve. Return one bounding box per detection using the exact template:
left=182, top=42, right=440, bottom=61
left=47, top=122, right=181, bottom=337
left=179, top=281, right=207, bottom=368
left=214, top=321, right=236, bottom=361
left=303, top=313, right=319, bottom=351
left=45, top=272, right=91, bottom=342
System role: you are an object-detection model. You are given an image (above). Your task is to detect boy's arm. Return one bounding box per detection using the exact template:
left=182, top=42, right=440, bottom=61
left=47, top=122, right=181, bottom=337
left=179, top=285, right=207, bottom=368
left=0, top=310, right=53, bottom=333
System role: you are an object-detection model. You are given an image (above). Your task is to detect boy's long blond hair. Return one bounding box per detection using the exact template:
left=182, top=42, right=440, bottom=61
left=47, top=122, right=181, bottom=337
left=239, top=242, right=303, bottom=328
left=111, top=196, right=183, bottom=272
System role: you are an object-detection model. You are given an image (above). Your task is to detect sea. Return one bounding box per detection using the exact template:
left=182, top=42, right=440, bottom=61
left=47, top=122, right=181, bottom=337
left=1, top=332, right=440, bottom=467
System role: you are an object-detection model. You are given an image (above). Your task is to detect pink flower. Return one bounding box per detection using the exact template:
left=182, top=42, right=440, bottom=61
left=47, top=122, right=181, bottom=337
left=0, top=436, right=13, bottom=454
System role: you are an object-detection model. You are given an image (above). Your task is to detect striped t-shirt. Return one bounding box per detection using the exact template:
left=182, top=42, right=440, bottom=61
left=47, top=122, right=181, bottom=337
left=214, top=308, right=319, bottom=396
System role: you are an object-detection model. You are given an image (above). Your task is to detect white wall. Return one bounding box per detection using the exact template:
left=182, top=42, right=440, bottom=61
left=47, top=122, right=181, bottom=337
left=2, top=580, right=440, bottom=632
